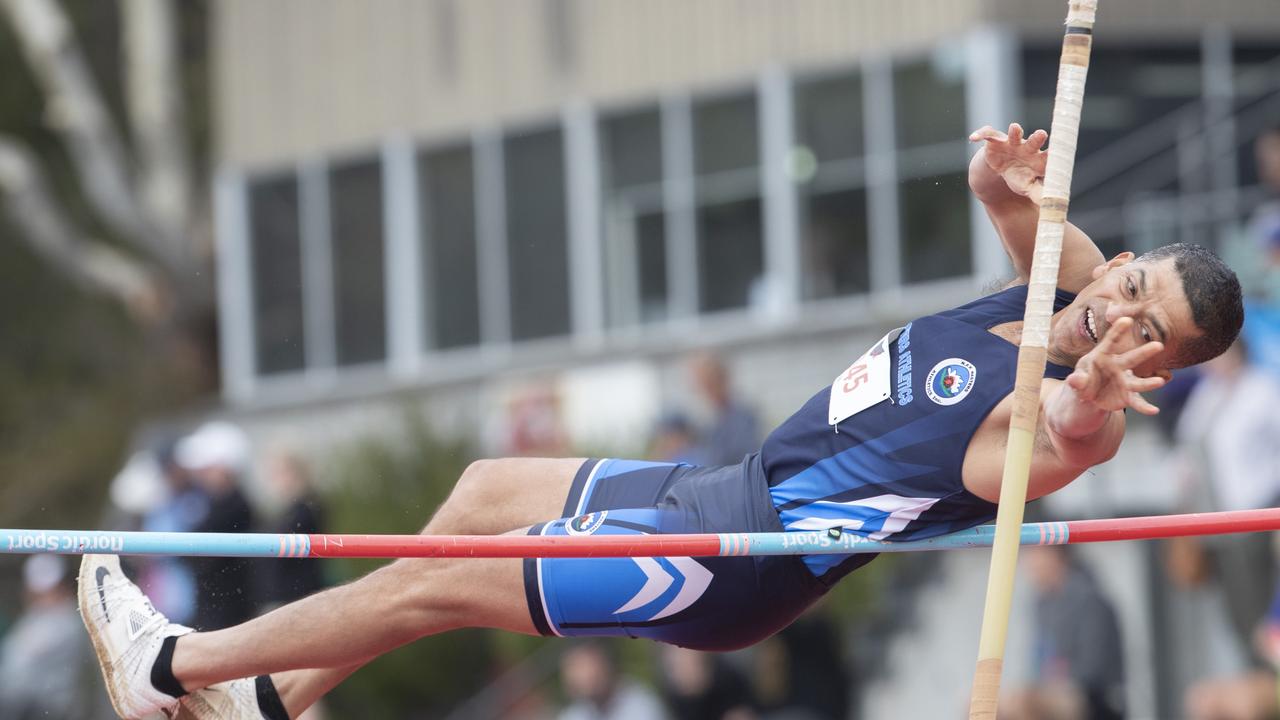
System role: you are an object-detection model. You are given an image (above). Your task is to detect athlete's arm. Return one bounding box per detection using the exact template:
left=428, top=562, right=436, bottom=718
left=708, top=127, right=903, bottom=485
left=968, top=123, right=1105, bottom=293
left=1041, top=317, right=1167, bottom=468
left=963, top=317, right=1168, bottom=502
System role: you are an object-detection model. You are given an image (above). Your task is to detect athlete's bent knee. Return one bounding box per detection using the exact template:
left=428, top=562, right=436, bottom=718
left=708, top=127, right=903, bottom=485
left=423, top=460, right=500, bottom=534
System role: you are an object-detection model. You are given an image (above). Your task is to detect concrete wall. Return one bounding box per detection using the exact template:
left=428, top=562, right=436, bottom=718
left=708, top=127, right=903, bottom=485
left=213, top=1, right=1280, bottom=171
left=213, top=0, right=992, bottom=170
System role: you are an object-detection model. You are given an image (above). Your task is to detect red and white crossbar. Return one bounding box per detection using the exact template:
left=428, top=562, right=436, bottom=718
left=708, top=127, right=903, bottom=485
left=3, top=507, right=1280, bottom=559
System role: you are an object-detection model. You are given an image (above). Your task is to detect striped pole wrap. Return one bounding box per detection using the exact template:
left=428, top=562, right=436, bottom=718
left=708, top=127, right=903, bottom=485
left=969, top=2, right=1099, bottom=718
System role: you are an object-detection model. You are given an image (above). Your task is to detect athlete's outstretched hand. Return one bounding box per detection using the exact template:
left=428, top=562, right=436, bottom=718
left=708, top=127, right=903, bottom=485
left=968, top=123, right=1049, bottom=205
left=1066, top=317, right=1168, bottom=416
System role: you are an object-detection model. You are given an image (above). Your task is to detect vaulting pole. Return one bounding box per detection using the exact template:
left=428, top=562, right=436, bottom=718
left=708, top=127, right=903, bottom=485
left=968, top=2, right=1098, bottom=717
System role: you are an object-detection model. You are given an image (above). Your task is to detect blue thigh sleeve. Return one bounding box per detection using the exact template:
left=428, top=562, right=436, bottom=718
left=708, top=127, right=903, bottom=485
left=526, top=509, right=701, bottom=638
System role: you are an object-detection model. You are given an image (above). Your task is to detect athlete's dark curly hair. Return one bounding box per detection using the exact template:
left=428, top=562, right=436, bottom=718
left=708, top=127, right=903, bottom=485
left=1135, top=243, right=1243, bottom=368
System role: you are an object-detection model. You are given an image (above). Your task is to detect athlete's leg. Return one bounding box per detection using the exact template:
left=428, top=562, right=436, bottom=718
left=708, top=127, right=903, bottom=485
left=270, top=665, right=359, bottom=719
left=423, top=458, right=585, bottom=535
left=172, top=458, right=581, bottom=689
left=242, top=457, right=587, bottom=716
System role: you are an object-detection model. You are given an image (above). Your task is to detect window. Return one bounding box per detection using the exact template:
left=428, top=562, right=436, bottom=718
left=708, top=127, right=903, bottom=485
left=894, top=53, right=971, bottom=284
left=600, top=107, right=666, bottom=326
left=1023, top=45, right=1202, bottom=155
left=894, top=57, right=967, bottom=149
left=1022, top=43, right=1202, bottom=254
left=799, top=187, right=870, bottom=297
left=899, top=172, right=971, bottom=283
left=794, top=72, right=870, bottom=299
left=329, top=158, right=387, bottom=366
left=247, top=174, right=305, bottom=375
left=505, top=127, right=571, bottom=341
left=694, top=92, right=764, bottom=312
left=418, top=144, right=481, bottom=349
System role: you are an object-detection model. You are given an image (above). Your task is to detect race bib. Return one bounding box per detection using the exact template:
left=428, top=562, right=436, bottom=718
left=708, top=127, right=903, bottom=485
left=828, top=328, right=900, bottom=426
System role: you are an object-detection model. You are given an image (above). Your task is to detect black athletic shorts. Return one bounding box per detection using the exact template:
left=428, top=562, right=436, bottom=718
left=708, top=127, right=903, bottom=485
left=522, top=455, right=830, bottom=651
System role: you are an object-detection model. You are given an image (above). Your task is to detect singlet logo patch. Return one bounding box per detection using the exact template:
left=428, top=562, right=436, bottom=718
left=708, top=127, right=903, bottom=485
left=566, top=511, right=608, bottom=536
left=924, top=358, right=976, bottom=406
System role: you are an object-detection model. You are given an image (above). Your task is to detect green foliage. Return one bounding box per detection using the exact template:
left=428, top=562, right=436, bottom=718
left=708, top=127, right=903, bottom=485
left=318, top=413, right=552, bottom=719
left=0, top=222, right=155, bottom=531
left=823, top=553, right=897, bottom=627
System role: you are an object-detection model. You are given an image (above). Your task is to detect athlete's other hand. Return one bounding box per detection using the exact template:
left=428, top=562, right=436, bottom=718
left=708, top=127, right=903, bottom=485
left=968, top=123, right=1048, bottom=205
left=1066, top=317, right=1168, bottom=415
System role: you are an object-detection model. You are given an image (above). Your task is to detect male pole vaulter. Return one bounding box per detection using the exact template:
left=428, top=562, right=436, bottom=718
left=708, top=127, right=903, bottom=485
left=81, top=123, right=1243, bottom=719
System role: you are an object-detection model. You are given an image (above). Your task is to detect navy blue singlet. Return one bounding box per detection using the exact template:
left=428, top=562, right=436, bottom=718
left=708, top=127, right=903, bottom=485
left=762, top=283, right=1077, bottom=581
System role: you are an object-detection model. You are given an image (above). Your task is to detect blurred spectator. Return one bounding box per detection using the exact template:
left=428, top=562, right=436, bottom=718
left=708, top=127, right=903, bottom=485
left=749, top=607, right=852, bottom=720
left=109, top=447, right=174, bottom=519
left=177, top=421, right=256, bottom=630
left=558, top=640, right=668, bottom=720
left=0, top=555, right=99, bottom=720
left=658, top=646, right=754, bottom=720
left=256, top=448, right=328, bottom=608
left=504, top=383, right=571, bottom=457
left=1004, top=546, right=1125, bottom=720
left=1247, top=128, right=1280, bottom=279
left=648, top=412, right=702, bottom=465
left=687, top=352, right=761, bottom=466
left=1184, top=577, right=1280, bottom=720
left=1166, top=339, right=1280, bottom=659
left=1216, top=127, right=1280, bottom=371
left=1240, top=127, right=1280, bottom=370
left=106, top=444, right=203, bottom=623
left=1184, top=669, right=1277, bottom=720
left=139, top=440, right=206, bottom=625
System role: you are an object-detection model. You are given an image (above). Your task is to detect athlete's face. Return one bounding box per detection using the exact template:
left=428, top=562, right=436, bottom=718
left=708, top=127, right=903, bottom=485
left=1050, top=253, right=1199, bottom=378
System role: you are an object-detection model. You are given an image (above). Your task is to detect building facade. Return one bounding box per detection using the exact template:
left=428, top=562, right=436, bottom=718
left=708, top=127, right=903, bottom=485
left=211, top=0, right=1280, bottom=455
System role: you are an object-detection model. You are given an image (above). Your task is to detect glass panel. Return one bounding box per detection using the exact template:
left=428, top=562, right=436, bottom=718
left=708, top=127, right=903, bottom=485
left=601, top=108, right=662, bottom=189
left=505, top=127, right=571, bottom=341
left=693, top=91, right=763, bottom=312
left=636, top=212, right=667, bottom=322
left=795, top=72, right=864, bottom=163
left=247, top=174, right=305, bottom=375
left=1233, top=44, right=1280, bottom=98
left=894, top=53, right=966, bottom=149
left=694, top=93, right=759, bottom=175
left=419, top=144, right=481, bottom=349
left=801, top=187, right=870, bottom=299
left=899, top=172, right=971, bottom=284
left=697, top=197, right=764, bottom=312
left=329, top=158, right=386, bottom=366
left=794, top=70, right=870, bottom=300
left=600, top=107, right=667, bottom=327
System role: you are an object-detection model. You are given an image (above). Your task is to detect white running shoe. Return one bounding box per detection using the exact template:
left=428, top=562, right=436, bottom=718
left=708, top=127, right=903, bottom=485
left=176, top=678, right=265, bottom=720
left=78, top=554, right=194, bottom=719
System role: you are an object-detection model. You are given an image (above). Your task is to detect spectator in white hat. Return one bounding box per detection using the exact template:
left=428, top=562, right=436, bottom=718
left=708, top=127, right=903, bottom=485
left=175, top=421, right=257, bottom=630
left=0, top=555, right=101, bottom=719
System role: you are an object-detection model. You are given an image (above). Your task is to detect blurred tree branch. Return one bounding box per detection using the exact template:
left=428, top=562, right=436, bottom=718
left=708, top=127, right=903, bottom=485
left=0, top=135, right=168, bottom=322
left=0, top=0, right=209, bottom=324
left=123, top=0, right=192, bottom=262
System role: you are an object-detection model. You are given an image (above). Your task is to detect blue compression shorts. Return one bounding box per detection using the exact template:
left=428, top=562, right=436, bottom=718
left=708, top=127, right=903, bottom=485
left=522, top=455, right=831, bottom=651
